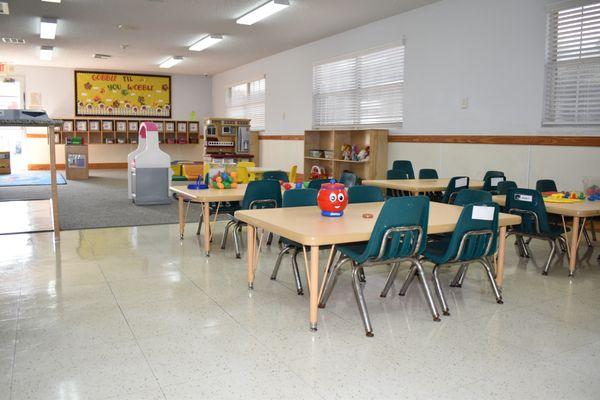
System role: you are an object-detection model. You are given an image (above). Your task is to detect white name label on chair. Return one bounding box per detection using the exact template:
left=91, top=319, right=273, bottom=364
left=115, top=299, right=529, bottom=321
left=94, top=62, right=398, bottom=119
left=491, top=177, right=504, bottom=186
left=472, top=205, right=494, bottom=221
left=515, top=194, right=533, bottom=202
left=455, top=177, right=468, bottom=188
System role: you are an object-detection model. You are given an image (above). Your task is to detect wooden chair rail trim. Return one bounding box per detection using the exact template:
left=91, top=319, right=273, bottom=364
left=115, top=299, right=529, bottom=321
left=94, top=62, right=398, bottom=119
left=28, top=163, right=128, bottom=170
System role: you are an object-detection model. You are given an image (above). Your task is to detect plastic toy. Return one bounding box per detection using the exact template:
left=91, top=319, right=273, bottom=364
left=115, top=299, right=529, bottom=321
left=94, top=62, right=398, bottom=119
left=356, top=146, right=370, bottom=161
left=187, top=173, right=209, bottom=190
left=310, top=165, right=326, bottom=179
left=210, top=170, right=238, bottom=189
left=127, top=127, right=147, bottom=199
left=317, top=180, right=348, bottom=217
left=282, top=182, right=293, bottom=191
left=341, top=144, right=352, bottom=161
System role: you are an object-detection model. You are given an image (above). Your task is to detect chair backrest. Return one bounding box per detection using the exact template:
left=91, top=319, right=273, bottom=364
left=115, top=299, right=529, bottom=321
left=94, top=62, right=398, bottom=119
left=238, top=161, right=256, bottom=181
left=283, top=188, right=318, bottom=208
left=289, top=165, right=298, bottom=183
left=339, top=171, right=358, bottom=187
left=348, top=185, right=385, bottom=204
left=438, top=202, right=499, bottom=264
left=497, top=180, right=517, bottom=195
left=483, top=175, right=507, bottom=192
left=392, top=160, right=415, bottom=179
left=262, top=170, right=289, bottom=182
left=387, top=169, right=408, bottom=180
left=454, top=189, right=492, bottom=206
left=505, top=188, right=551, bottom=235
left=483, top=170, right=505, bottom=181
left=308, top=178, right=332, bottom=191
left=441, top=176, right=470, bottom=204
left=241, top=180, right=282, bottom=210
left=236, top=166, right=250, bottom=184
left=182, top=164, right=203, bottom=181
left=357, top=196, right=430, bottom=263
left=536, top=179, right=558, bottom=193
left=418, top=168, right=438, bottom=179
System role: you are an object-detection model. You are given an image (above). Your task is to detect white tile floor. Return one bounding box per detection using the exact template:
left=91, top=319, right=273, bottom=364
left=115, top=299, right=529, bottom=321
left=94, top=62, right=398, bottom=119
left=0, top=222, right=599, bottom=400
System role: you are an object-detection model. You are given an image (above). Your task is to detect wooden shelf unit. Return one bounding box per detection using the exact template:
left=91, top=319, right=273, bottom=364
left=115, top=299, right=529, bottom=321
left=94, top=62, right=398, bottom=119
left=55, top=118, right=201, bottom=145
left=303, top=129, right=388, bottom=181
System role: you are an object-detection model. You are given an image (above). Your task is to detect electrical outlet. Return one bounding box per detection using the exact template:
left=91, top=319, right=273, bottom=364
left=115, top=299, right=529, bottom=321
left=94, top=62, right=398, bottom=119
left=460, top=97, right=469, bottom=109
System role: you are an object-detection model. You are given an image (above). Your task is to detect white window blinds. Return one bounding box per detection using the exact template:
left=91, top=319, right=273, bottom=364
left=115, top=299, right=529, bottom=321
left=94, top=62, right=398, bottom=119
left=226, top=77, right=265, bottom=130
left=312, top=45, right=404, bottom=128
left=543, top=1, right=600, bottom=125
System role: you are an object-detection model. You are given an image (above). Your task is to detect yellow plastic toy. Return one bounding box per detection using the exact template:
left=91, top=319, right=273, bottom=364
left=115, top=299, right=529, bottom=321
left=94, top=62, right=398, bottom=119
left=238, top=161, right=256, bottom=181
left=236, top=166, right=250, bottom=184
left=289, top=165, right=298, bottom=183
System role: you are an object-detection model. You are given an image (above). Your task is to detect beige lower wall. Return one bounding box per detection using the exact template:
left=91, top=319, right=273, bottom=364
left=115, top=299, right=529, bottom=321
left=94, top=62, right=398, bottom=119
left=257, top=139, right=599, bottom=190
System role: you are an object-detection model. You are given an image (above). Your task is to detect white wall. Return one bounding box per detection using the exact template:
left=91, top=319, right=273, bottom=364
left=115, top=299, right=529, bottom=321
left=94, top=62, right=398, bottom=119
left=212, top=0, right=600, bottom=189
left=11, top=65, right=212, bottom=166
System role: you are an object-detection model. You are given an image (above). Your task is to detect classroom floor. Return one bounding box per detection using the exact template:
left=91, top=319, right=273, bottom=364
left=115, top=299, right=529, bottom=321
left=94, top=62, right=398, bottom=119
left=1, top=222, right=599, bottom=400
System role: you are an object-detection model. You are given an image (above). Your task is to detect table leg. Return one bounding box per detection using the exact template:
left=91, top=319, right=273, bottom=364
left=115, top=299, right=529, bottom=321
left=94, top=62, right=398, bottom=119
left=309, top=245, right=319, bottom=331
left=178, top=195, right=185, bottom=239
left=203, top=202, right=211, bottom=257
left=495, top=226, right=506, bottom=288
left=247, top=224, right=256, bottom=289
left=568, top=216, right=580, bottom=277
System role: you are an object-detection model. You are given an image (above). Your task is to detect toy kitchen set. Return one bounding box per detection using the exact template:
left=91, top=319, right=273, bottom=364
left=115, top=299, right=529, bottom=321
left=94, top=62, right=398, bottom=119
left=202, top=118, right=258, bottom=164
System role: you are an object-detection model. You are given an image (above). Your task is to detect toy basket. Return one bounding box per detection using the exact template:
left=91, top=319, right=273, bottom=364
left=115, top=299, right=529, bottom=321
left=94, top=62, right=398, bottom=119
left=207, top=162, right=238, bottom=189
left=583, top=176, right=600, bottom=198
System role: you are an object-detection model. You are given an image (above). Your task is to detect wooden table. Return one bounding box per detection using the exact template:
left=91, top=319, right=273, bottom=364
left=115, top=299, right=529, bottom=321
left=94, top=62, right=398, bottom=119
left=170, top=184, right=248, bottom=256
left=493, top=195, right=600, bottom=276
left=236, top=202, right=521, bottom=331
left=363, top=178, right=484, bottom=196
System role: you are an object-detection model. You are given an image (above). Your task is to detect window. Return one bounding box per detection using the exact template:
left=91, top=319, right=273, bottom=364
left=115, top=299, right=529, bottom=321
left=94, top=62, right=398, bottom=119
left=225, top=77, right=265, bottom=130
left=312, top=45, right=404, bottom=128
left=543, top=1, right=600, bottom=125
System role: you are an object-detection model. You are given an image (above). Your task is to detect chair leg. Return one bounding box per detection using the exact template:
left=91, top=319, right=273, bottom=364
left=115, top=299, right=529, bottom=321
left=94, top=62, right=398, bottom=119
left=450, top=264, right=468, bottom=288
left=591, top=219, right=597, bottom=241
left=271, top=245, right=291, bottom=280
left=196, top=209, right=203, bottom=235
left=557, top=236, right=567, bottom=253
left=583, top=229, right=592, bottom=248
left=318, top=256, right=350, bottom=308
left=291, top=249, right=304, bottom=295
left=233, top=223, right=242, bottom=259
left=432, top=264, right=450, bottom=316
left=398, top=264, right=417, bottom=296
left=220, top=220, right=235, bottom=249
left=380, top=262, right=400, bottom=297
left=479, top=259, right=503, bottom=304
left=266, top=232, right=274, bottom=246
left=351, top=262, right=374, bottom=337
left=358, top=267, right=366, bottom=283
left=414, top=260, right=441, bottom=321
left=515, top=235, right=525, bottom=257
left=542, top=239, right=557, bottom=276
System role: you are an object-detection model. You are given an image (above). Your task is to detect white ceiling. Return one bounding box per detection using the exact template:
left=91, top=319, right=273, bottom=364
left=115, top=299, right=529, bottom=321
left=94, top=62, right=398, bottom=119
left=0, top=0, right=438, bottom=76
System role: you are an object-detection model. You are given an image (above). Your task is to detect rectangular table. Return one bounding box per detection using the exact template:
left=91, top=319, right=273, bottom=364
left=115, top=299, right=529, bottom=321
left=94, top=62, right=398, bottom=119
left=170, top=184, right=248, bottom=256
left=493, top=195, right=600, bottom=276
left=236, top=202, right=521, bottom=331
left=363, top=178, right=484, bottom=196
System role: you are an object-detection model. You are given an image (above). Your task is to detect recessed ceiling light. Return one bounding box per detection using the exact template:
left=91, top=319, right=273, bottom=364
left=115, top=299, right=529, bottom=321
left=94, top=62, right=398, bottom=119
left=93, top=53, right=111, bottom=59
left=40, top=17, right=57, bottom=39
left=159, top=56, right=183, bottom=69
left=189, top=34, right=223, bottom=52
left=40, top=45, right=53, bottom=61
left=236, top=0, right=289, bottom=25
left=41, top=0, right=62, bottom=3
left=1, top=37, right=26, bottom=44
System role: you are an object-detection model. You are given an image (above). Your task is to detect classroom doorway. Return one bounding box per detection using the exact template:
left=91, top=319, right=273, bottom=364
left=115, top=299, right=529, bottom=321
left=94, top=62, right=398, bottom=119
left=0, top=77, right=27, bottom=171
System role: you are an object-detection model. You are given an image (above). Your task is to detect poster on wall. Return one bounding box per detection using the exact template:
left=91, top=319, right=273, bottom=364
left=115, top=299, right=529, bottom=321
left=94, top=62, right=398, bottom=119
left=74, top=71, right=171, bottom=118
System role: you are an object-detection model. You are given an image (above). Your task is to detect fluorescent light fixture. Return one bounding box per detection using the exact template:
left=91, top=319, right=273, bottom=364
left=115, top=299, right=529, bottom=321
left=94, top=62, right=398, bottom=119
left=40, top=45, right=53, bottom=60
left=159, top=56, right=183, bottom=69
left=41, top=0, right=62, bottom=3
left=236, top=0, right=289, bottom=25
left=189, top=34, right=223, bottom=52
left=40, top=17, right=57, bottom=39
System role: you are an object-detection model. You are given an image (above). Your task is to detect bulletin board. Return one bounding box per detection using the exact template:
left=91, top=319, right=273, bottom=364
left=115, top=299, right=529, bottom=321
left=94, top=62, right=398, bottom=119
left=74, top=71, right=172, bottom=118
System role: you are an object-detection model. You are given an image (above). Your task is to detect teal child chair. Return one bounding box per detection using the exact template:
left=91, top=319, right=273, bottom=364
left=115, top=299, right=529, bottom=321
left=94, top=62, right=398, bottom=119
left=319, top=196, right=440, bottom=336
left=262, top=170, right=289, bottom=182
left=441, top=176, right=470, bottom=204
left=423, top=202, right=503, bottom=316
left=454, top=189, right=492, bottom=206
left=348, top=185, right=384, bottom=204
left=483, top=175, right=506, bottom=195
left=392, top=160, right=415, bottom=179
left=483, top=170, right=505, bottom=181
left=270, top=189, right=318, bottom=295
left=308, top=178, right=332, bottom=190
left=386, top=169, right=409, bottom=197
left=419, top=168, right=439, bottom=179
left=505, top=188, right=568, bottom=275
left=339, top=171, right=358, bottom=187
left=220, top=180, right=282, bottom=258
left=497, top=180, right=517, bottom=195
left=535, top=179, right=558, bottom=193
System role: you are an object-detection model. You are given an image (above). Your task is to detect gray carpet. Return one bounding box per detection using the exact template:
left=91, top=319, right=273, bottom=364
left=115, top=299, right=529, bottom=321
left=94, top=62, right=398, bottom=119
left=0, top=170, right=204, bottom=230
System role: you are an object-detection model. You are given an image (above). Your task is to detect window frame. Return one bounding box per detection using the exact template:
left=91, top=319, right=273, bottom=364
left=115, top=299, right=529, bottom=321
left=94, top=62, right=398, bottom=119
left=225, top=76, right=266, bottom=131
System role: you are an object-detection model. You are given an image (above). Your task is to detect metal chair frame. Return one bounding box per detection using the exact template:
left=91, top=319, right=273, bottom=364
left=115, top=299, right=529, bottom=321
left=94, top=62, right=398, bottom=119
left=318, top=225, right=440, bottom=337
